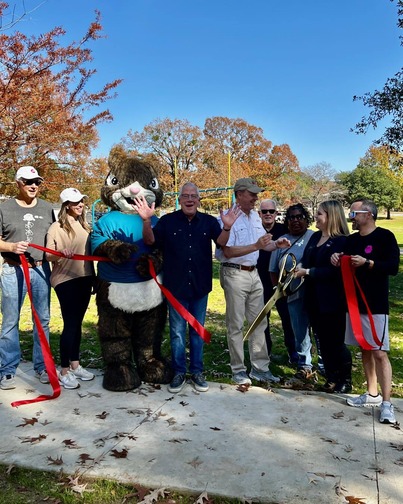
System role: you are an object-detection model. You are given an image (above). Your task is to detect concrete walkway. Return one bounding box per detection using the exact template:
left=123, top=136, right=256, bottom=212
left=1, top=362, right=403, bottom=503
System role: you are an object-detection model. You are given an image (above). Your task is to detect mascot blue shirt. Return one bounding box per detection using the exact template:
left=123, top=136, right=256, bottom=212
left=91, top=211, right=159, bottom=283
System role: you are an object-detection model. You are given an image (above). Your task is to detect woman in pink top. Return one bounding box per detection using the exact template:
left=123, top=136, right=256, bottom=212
left=46, top=188, right=95, bottom=389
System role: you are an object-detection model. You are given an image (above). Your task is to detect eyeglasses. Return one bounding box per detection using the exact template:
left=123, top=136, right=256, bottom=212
left=20, top=178, right=42, bottom=186
left=348, top=210, right=369, bottom=219
left=260, top=209, right=276, bottom=215
left=288, top=214, right=305, bottom=221
left=180, top=194, right=199, bottom=200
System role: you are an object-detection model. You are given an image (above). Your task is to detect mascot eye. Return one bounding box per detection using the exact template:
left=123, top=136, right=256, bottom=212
left=149, top=178, right=159, bottom=190
left=106, top=173, right=119, bottom=186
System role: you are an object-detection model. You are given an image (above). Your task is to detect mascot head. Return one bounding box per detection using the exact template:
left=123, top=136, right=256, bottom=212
left=102, top=145, right=163, bottom=213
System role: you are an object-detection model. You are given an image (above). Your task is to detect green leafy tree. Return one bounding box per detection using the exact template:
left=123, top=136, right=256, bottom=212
left=336, top=146, right=401, bottom=218
left=352, top=0, right=403, bottom=153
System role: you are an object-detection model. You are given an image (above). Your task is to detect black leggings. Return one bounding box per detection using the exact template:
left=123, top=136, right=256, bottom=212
left=55, top=276, right=93, bottom=368
left=310, top=310, right=352, bottom=383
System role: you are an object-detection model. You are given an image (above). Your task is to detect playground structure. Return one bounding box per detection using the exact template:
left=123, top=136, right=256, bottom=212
left=91, top=186, right=235, bottom=222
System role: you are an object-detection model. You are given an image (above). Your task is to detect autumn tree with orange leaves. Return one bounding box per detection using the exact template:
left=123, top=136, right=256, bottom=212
left=0, top=3, right=121, bottom=199
left=123, top=116, right=300, bottom=207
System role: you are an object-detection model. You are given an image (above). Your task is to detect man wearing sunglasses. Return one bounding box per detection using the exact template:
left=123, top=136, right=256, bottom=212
left=331, top=199, right=400, bottom=424
left=0, top=166, right=55, bottom=390
left=256, top=200, right=297, bottom=364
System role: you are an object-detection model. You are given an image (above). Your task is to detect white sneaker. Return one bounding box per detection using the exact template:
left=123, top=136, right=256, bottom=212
left=35, top=370, right=50, bottom=384
left=70, top=365, right=94, bottom=381
left=0, top=374, right=16, bottom=390
left=59, top=371, right=80, bottom=390
left=250, top=368, right=280, bottom=383
left=379, top=401, right=396, bottom=424
left=232, top=371, right=252, bottom=385
left=346, top=392, right=382, bottom=408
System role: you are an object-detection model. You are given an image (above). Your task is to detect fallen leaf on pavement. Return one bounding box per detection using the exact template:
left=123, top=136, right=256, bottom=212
left=47, top=455, right=63, bottom=466
left=16, top=417, right=38, bottom=427
left=110, top=448, right=128, bottom=458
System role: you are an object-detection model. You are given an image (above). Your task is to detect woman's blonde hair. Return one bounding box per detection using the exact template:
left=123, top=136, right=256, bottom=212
left=58, top=201, right=90, bottom=237
left=318, top=200, right=349, bottom=237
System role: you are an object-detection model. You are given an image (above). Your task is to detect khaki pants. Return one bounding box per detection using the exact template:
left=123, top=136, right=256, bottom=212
left=220, top=266, right=270, bottom=374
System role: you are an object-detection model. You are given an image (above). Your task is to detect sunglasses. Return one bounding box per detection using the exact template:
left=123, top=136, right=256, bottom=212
left=260, top=209, right=276, bottom=215
left=288, top=214, right=305, bottom=221
left=21, top=178, right=42, bottom=186
left=348, top=210, right=370, bottom=219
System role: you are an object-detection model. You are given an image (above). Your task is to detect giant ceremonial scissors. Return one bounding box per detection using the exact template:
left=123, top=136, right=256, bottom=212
left=243, top=252, right=304, bottom=341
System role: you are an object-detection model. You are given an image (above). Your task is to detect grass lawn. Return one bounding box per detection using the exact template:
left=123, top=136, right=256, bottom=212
left=1, top=211, right=402, bottom=502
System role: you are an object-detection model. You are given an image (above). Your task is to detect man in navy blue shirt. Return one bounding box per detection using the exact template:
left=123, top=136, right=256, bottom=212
left=135, top=183, right=240, bottom=393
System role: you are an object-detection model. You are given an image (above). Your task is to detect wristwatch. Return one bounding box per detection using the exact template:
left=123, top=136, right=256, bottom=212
left=364, top=259, right=371, bottom=268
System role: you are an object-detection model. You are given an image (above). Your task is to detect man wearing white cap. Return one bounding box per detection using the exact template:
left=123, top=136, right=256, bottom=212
left=0, top=166, right=54, bottom=390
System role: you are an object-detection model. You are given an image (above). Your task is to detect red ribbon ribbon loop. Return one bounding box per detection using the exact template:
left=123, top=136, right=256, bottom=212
left=147, top=259, right=211, bottom=344
left=340, top=255, right=382, bottom=350
left=11, top=255, right=61, bottom=407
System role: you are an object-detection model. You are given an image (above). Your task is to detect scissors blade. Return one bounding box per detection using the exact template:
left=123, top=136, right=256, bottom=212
left=243, top=288, right=283, bottom=341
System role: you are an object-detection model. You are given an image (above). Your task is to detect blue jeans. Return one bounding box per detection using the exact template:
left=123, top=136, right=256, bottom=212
left=0, top=262, right=51, bottom=377
left=288, top=297, right=312, bottom=369
left=168, top=295, right=208, bottom=375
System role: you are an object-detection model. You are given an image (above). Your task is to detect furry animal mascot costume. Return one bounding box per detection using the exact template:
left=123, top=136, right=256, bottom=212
left=91, top=146, right=172, bottom=391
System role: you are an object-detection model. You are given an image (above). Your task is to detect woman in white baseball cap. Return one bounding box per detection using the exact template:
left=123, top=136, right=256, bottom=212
left=45, top=188, right=95, bottom=389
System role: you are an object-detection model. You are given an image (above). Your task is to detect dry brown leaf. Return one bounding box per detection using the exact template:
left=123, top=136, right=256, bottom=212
left=47, top=455, right=63, bottom=466
left=332, top=410, right=345, bottom=419
left=16, top=417, right=38, bottom=427
left=209, top=426, right=221, bottom=431
left=168, top=438, right=191, bottom=443
left=95, top=411, right=109, bottom=419
left=71, top=482, right=94, bottom=495
left=333, top=479, right=347, bottom=496
left=77, top=453, right=94, bottom=465
left=194, top=490, right=213, bottom=504
left=63, top=439, right=79, bottom=449
left=321, top=436, right=339, bottom=444
left=6, top=464, right=15, bottom=475
left=390, top=442, right=403, bottom=451
left=236, top=384, right=250, bottom=393
left=19, top=434, right=46, bottom=444
left=179, top=401, right=189, bottom=406
left=281, top=416, right=289, bottom=423
left=345, top=497, right=367, bottom=504
left=187, top=456, right=203, bottom=469
left=137, top=487, right=169, bottom=504
left=110, top=448, right=128, bottom=459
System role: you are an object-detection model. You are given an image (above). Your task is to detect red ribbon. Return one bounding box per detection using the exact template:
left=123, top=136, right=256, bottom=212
left=11, top=255, right=61, bottom=407
left=11, top=244, right=210, bottom=406
left=340, top=255, right=382, bottom=350
left=148, top=259, right=211, bottom=344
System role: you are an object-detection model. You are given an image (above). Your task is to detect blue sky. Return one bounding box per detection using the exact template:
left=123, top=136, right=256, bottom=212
left=11, top=0, right=402, bottom=173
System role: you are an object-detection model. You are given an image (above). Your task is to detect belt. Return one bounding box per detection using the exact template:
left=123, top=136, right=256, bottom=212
left=3, top=258, right=43, bottom=268
left=222, top=262, right=256, bottom=272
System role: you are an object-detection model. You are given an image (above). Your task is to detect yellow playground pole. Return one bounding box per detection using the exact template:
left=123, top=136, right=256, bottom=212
left=174, top=158, right=178, bottom=209
left=228, top=151, right=231, bottom=207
